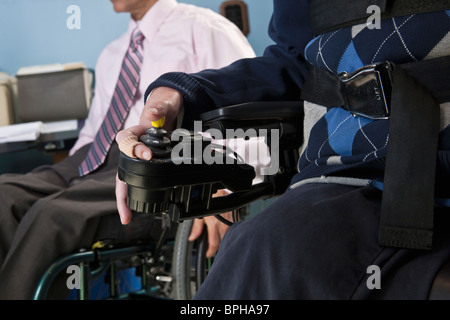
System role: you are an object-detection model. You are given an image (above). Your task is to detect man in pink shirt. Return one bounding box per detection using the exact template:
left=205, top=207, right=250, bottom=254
left=0, top=0, right=255, bottom=299
left=71, top=0, right=254, bottom=155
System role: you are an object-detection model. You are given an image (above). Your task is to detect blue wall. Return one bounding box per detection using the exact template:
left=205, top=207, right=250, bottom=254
left=0, top=0, right=274, bottom=75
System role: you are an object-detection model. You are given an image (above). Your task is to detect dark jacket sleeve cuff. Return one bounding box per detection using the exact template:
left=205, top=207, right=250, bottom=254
left=144, top=72, right=214, bottom=129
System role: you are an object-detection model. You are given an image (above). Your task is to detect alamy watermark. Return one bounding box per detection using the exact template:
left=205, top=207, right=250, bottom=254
left=170, top=121, right=280, bottom=176
left=366, top=265, right=381, bottom=290
left=64, top=4, right=381, bottom=31
left=66, top=5, right=81, bottom=30
left=66, top=265, right=81, bottom=290
left=66, top=263, right=382, bottom=291
left=367, top=5, right=381, bottom=29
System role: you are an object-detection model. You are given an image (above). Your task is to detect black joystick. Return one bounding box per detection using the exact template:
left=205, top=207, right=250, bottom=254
left=139, top=127, right=172, bottom=158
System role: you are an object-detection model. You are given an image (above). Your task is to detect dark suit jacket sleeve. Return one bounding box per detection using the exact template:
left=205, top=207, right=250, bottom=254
left=144, top=0, right=313, bottom=129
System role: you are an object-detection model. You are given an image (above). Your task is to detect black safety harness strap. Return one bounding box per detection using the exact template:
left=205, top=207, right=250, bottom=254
left=379, top=65, right=439, bottom=250
left=301, top=57, right=450, bottom=109
left=300, top=56, right=450, bottom=250
left=308, top=0, right=450, bottom=36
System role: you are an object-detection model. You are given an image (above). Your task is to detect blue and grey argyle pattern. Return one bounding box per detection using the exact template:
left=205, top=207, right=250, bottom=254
left=294, top=10, right=450, bottom=185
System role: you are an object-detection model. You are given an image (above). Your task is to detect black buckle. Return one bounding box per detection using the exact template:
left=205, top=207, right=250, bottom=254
left=340, top=62, right=393, bottom=119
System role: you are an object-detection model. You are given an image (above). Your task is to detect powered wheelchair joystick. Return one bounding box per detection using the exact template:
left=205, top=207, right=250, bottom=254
left=118, top=101, right=304, bottom=222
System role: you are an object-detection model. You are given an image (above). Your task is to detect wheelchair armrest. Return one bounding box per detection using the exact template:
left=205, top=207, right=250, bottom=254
left=199, top=101, right=303, bottom=136
left=200, top=101, right=303, bottom=123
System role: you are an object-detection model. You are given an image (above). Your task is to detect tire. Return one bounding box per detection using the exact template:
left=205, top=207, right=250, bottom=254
left=171, top=219, right=210, bottom=299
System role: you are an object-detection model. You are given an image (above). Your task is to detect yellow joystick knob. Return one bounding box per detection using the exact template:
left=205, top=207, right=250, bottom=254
left=151, top=116, right=165, bottom=128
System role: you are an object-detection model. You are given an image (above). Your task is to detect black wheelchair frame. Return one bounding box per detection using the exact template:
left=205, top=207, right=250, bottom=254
left=34, top=101, right=450, bottom=300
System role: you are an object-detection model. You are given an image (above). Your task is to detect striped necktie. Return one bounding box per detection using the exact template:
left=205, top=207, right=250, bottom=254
left=78, top=28, right=145, bottom=176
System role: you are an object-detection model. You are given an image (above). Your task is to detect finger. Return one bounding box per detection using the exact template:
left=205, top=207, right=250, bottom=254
left=116, top=126, right=152, bottom=160
left=140, top=87, right=183, bottom=130
left=115, top=174, right=132, bottom=225
left=206, top=227, right=221, bottom=258
left=140, top=102, right=167, bottom=129
left=115, top=125, right=147, bottom=144
left=133, top=143, right=152, bottom=161
left=188, top=218, right=205, bottom=241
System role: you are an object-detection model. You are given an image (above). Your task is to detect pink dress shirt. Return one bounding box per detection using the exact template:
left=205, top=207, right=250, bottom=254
left=70, top=0, right=255, bottom=155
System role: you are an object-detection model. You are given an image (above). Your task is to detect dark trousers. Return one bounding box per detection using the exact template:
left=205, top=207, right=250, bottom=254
left=194, top=183, right=450, bottom=299
left=0, top=144, right=154, bottom=299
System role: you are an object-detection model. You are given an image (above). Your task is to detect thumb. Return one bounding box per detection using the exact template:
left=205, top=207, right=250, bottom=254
left=140, top=87, right=183, bottom=130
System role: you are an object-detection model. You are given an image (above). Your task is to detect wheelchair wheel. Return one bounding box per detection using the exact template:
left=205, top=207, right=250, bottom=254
left=171, top=219, right=212, bottom=299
